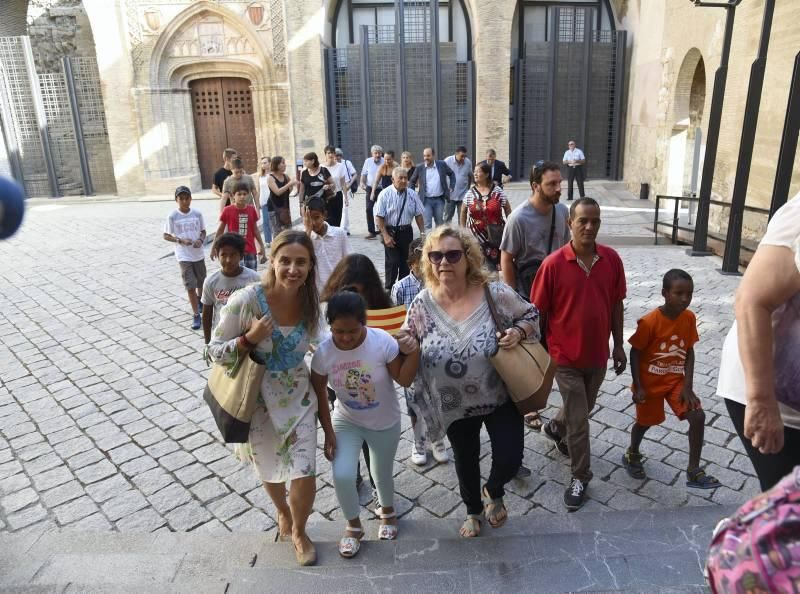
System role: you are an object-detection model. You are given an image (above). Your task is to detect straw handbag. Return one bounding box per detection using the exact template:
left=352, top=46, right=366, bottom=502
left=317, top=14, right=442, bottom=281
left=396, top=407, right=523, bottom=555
left=203, top=286, right=269, bottom=443
left=484, top=286, right=555, bottom=414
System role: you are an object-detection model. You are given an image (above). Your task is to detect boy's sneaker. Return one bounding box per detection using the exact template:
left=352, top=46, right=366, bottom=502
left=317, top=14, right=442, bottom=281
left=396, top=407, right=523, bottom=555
left=542, top=421, right=569, bottom=457
left=564, top=478, right=586, bottom=511
left=410, top=443, right=427, bottom=466
left=191, top=314, right=201, bottom=330
left=622, top=449, right=646, bottom=479
left=431, top=440, right=449, bottom=463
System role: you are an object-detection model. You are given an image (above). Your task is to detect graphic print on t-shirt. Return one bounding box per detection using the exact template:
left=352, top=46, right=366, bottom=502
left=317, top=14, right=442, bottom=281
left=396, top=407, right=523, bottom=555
left=647, top=334, right=687, bottom=377
left=331, top=359, right=378, bottom=410
left=237, top=212, right=249, bottom=237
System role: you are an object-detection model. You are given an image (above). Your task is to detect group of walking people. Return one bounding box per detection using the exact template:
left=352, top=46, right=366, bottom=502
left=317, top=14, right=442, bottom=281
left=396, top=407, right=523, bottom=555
left=165, top=143, right=800, bottom=578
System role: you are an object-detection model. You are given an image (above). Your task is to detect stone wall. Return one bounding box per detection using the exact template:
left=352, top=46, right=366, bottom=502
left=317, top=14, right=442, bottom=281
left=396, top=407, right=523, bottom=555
left=27, top=0, right=95, bottom=73
left=621, top=0, right=800, bottom=241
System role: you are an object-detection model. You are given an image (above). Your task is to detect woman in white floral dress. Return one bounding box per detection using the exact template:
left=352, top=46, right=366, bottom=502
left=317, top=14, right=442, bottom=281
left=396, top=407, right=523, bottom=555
left=207, top=230, right=334, bottom=566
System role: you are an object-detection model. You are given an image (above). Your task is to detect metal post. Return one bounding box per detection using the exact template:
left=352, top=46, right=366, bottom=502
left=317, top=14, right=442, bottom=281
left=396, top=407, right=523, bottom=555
left=769, top=50, right=800, bottom=219
left=547, top=9, right=559, bottom=160
left=611, top=30, right=627, bottom=180
left=0, top=71, right=24, bottom=184
left=395, top=0, right=408, bottom=151
left=323, top=49, right=337, bottom=148
left=689, top=1, right=740, bottom=257
left=511, top=57, right=523, bottom=176
left=62, top=58, right=93, bottom=195
left=467, top=60, right=475, bottom=161
left=359, top=26, right=372, bottom=159
left=580, top=7, right=592, bottom=154
left=22, top=36, right=59, bottom=197
left=430, top=0, right=442, bottom=153
left=721, top=0, right=775, bottom=274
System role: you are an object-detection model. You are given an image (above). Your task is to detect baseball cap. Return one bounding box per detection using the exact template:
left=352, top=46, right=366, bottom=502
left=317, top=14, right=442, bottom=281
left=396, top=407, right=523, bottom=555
left=334, top=148, right=344, bottom=156
left=174, top=185, right=191, bottom=198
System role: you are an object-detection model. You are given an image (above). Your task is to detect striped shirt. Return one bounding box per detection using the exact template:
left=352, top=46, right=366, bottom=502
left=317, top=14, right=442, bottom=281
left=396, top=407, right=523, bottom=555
left=375, top=186, right=424, bottom=227
left=391, top=272, right=423, bottom=309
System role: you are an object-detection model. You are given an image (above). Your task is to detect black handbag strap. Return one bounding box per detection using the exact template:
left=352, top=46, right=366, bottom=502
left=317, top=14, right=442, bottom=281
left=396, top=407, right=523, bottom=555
left=394, top=190, right=408, bottom=228
left=546, top=206, right=557, bottom=255
left=484, top=285, right=506, bottom=333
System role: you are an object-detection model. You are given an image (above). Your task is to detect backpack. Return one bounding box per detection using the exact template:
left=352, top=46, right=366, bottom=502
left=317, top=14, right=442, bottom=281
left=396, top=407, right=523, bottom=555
left=706, top=466, right=800, bottom=593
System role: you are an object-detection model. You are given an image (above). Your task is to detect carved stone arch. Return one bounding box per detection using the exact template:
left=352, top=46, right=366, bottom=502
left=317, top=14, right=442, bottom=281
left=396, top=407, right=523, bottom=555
left=149, top=0, right=276, bottom=89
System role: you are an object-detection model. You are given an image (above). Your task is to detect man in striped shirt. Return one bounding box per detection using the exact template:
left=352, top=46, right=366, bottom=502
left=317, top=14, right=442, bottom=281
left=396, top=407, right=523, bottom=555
left=375, top=167, right=426, bottom=291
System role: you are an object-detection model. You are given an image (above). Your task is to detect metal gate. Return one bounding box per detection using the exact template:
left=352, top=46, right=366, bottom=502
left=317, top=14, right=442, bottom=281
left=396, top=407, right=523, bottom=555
left=191, top=77, right=258, bottom=188
left=512, top=7, right=626, bottom=180
left=0, top=36, right=116, bottom=197
left=324, top=0, right=473, bottom=167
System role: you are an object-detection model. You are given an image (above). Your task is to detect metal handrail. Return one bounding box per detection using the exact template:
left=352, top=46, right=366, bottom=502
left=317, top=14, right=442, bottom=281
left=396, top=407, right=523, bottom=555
left=653, top=194, right=769, bottom=253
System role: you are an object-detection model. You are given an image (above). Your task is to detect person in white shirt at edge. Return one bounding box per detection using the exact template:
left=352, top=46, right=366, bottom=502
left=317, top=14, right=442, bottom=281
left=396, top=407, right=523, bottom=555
left=360, top=145, right=385, bottom=240
left=323, top=145, right=349, bottom=228
left=303, top=197, right=351, bottom=295
left=562, top=140, right=586, bottom=201
left=335, top=147, right=357, bottom=236
left=444, top=145, right=474, bottom=225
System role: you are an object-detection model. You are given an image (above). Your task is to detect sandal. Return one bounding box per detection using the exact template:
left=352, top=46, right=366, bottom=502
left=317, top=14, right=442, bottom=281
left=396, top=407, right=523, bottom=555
left=460, top=514, right=482, bottom=538
left=482, top=486, right=508, bottom=529
left=686, top=467, right=721, bottom=490
left=338, top=526, right=364, bottom=559
left=376, top=509, right=398, bottom=540
left=524, top=412, right=543, bottom=431
left=293, top=534, right=317, bottom=566
left=622, top=449, right=646, bottom=479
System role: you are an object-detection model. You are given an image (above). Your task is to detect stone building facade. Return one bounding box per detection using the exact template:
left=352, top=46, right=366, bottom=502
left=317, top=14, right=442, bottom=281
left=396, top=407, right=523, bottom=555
left=2, top=0, right=798, bottom=245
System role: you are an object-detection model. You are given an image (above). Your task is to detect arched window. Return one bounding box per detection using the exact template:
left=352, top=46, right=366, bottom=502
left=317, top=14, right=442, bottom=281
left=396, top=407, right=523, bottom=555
left=333, top=0, right=471, bottom=61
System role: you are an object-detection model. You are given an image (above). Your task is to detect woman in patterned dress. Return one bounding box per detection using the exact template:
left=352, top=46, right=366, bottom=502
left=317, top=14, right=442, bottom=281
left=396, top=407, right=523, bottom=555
left=402, top=225, right=540, bottom=538
left=460, top=162, right=512, bottom=271
left=207, top=230, right=333, bottom=566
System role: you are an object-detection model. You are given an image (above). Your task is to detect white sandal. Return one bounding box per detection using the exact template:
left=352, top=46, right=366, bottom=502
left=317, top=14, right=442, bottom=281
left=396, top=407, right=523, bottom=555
left=376, top=509, right=398, bottom=540
left=338, top=526, right=363, bottom=558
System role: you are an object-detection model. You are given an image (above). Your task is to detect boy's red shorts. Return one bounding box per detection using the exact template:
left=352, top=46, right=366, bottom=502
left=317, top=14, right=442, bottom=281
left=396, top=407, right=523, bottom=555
left=634, top=386, right=701, bottom=427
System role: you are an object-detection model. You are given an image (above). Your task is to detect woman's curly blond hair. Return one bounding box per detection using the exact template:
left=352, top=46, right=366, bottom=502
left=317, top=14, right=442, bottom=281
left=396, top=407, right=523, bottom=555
left=421, top=225, right=490, bottom=289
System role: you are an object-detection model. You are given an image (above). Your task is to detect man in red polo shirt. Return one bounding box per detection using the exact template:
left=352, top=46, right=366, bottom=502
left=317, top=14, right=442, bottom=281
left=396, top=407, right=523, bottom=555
left=530, top=197, right=627, bottom=510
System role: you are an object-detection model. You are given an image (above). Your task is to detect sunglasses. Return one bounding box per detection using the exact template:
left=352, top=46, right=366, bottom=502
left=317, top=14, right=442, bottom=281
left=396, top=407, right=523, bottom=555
left=428, top=250, right=464, bottom=265
left=533, top=159, right=546, bottom=170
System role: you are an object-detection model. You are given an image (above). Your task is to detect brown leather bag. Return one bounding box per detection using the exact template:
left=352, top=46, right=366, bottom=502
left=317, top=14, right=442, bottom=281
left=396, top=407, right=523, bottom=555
left=484, top=286, right=555, bottom=414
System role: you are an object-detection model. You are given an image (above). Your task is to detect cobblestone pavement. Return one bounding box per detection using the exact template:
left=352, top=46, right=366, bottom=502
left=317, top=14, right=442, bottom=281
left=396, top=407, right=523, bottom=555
left=0, top=182, right=759, bottom=535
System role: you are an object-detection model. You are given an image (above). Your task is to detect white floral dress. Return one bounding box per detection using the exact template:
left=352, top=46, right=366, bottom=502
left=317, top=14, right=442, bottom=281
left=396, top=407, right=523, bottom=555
left=207, top=284, right=317, bottom=483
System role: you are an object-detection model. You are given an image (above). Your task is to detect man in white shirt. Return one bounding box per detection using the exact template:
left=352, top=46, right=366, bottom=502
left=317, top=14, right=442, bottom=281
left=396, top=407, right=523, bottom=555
left=323, top=145, right=349, bottom=228
left=562, top=140, right=586, bottom=201
left=360, top=145, right=384, bottom=239
left=303, top=197, right=350, bottom=294
left=444, top=146, right=473, bottom=225
left=335, top=147, right=357, bottom=236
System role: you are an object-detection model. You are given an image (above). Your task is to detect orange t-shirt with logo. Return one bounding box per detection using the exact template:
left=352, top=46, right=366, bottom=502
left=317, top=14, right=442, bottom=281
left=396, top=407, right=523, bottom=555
left=628, top=308, right=699, bottom=397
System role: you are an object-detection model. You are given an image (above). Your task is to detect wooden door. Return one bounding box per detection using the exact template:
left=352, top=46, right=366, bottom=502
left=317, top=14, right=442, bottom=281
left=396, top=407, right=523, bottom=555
left=191, top=77, right=258, bottom=188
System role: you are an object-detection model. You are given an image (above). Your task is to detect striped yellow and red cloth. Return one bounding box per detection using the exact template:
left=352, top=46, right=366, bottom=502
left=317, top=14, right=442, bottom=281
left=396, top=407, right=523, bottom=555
left=367, top=306, right=408, bottom=336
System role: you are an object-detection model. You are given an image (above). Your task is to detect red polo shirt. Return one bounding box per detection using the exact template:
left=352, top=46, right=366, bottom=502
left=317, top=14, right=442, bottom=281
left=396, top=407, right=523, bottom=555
left=530, top=242, right=626, bottom=368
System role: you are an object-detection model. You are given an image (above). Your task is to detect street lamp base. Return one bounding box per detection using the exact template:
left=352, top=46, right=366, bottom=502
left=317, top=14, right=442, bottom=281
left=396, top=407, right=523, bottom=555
left=687, top=249, right=714, bottom=257
left=718, top=269, right=743, bottom=277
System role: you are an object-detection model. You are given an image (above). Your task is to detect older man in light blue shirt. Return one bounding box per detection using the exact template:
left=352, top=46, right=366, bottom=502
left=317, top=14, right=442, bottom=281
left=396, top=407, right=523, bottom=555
left=444, top=146, right=473, bottom=225
left=360, top=144, right=384, bottom=239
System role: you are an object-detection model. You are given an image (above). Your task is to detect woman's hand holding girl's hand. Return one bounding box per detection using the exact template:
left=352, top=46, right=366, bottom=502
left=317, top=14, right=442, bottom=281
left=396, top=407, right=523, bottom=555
left=396, top=330, right=418, bottom=355
left=323, top=429, right=337, bottom=461
left=247, top=315, right=274, bottom=344
left=497, top=327, right=523, bottom=350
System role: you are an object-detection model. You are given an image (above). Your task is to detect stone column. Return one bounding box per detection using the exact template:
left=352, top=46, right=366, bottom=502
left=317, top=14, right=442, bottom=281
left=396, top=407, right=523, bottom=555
left=82, top=0, right=146, bottom=194
left=470, top=0, right=515, bottom=164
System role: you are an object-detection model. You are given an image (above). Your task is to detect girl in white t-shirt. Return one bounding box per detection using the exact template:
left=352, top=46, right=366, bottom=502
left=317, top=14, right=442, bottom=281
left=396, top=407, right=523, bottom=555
left=310, top=291, right=419, bottom=558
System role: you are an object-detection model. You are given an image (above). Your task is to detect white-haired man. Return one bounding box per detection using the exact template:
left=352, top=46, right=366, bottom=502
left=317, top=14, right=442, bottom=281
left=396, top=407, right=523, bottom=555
left=360, top=145, right=384, bottom=240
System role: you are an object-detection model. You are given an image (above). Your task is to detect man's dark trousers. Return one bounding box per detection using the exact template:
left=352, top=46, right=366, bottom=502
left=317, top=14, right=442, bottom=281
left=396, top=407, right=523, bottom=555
left=567, top=166, right=585, bottom=201
left=365, top=187, right=377, bottom=235
left=384, top=225, right=412, bottom=291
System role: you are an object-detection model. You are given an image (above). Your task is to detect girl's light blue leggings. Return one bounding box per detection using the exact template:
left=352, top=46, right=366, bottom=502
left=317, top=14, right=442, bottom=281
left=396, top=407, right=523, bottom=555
left=332, top=417, right=400, bottom=521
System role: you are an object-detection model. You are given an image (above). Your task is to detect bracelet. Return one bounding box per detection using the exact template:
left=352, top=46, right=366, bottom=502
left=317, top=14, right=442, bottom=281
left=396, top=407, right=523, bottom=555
left=512, top=325, right=526, bottom=340
left=238, top=334, right=256, bottom=350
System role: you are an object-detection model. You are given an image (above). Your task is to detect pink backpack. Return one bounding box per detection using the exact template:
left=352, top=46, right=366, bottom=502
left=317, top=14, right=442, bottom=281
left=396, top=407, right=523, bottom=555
left=706, top=466, right=800, bottom=593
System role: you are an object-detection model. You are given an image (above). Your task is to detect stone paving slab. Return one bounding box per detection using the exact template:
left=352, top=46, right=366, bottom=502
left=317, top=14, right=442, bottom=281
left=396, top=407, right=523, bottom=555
left=0, top=181, right=757, bottom=537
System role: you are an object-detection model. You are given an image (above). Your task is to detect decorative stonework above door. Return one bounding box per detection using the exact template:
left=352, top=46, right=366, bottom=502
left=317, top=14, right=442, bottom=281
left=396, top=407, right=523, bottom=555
left=168, top=15, right=255, bottom=58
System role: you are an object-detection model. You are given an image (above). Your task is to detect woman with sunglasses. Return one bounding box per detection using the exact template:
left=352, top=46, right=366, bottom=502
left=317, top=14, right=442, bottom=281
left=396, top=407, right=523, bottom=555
left=460, top=162, right=511, bottom=271
left=401, top=225, right=540, bottom=537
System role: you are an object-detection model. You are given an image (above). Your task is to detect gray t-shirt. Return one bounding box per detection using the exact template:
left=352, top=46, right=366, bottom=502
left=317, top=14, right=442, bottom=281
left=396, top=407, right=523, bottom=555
left=500, top=201, right=570, bottom=268
left=201, top=267, right=262, bottom=327
left=222, top=174, right=257, bottom=206
left=444, top=155, right=473, bottom=201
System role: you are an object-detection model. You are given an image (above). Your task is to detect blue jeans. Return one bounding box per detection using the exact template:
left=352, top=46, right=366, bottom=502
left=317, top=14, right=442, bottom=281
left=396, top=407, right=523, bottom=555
left=443, top=198, right=461, bottom=224
left=331, top=417, right=400, bottom=520
left=423, top=196, right=445, bottom=231
left=261, top=205, right=272, bottom=245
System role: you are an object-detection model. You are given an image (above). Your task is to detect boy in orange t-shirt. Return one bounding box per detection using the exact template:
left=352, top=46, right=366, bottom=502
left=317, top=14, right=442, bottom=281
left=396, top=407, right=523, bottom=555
left=623, top=269, right=721, bottom=489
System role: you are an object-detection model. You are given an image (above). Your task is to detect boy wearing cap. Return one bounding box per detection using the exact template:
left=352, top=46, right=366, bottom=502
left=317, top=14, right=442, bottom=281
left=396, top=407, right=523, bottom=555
left=163, top=186, right=207, bottom=330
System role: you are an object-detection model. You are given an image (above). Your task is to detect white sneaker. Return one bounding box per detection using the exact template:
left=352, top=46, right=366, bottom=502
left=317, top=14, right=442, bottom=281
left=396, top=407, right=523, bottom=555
left=410, top=443, right=427, bottom=466
left=431, top=440, right=449, bottom=464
